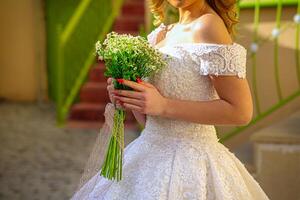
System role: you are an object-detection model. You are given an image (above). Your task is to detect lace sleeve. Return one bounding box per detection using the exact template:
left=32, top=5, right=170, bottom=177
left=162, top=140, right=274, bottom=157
left=190, top=43, right=247, bottom=79
left=146, top=30, right=157, bottom=47
left=146, top=23, right=166, bottom=47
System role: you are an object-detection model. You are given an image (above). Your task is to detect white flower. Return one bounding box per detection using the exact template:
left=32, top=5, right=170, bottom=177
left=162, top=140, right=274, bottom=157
left=294, top=14, right=300, bottom=24
left=250, top=42, right=258, bottom=53
left=271, top=28, right=280, bottom=38
left=95, top=41, right=102, bottom=51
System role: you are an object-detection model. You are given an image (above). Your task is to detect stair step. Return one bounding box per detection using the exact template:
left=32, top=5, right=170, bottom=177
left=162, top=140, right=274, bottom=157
left=89, top=63, right=107, bottom=82
left=124, top=0, right=145, bottom=5
left=113, top=25, right=142, bottom=32
left=67, top=119, right=139, bottom=130
left=117, top=14, right=145, bottom=22
left=244, top=163, right=257, bottom=180
left=69, top=102, right=136, bottom=121
left=70, top=103, right=106, bottom=121
left=113, top=17, right=144, bottom=32
left=121, top=3, right=145, bottom=16
left=80, top=82, right=109, bottom=103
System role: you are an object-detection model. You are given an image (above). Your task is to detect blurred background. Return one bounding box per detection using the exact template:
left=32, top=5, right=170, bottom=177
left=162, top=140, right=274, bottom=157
left=0, top=0, right=299, bottom=199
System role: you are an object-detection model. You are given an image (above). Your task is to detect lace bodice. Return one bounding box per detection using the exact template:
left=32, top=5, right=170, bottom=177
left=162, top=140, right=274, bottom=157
left=142, top=23, right=248, bottom=141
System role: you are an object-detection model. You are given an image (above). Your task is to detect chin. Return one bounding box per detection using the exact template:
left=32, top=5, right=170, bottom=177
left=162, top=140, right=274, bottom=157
left=167, top=0, right=198, bottom=8
left=169, top=0, right=184, bottom=8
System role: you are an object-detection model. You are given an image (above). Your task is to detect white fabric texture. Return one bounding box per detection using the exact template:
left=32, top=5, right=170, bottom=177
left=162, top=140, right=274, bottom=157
left=70, top=23, right=270, bottom=200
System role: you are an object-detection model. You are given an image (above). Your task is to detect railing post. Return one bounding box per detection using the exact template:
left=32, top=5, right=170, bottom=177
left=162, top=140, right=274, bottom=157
left=274, top=0, right=283, bottom=100
left=295, top=0, right=300, bottom=87
left=252, top=0, right=261, bottom=115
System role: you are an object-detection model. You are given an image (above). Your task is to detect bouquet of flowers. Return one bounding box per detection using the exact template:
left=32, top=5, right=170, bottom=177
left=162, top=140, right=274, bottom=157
left=94, top=31, right=167, bottom=181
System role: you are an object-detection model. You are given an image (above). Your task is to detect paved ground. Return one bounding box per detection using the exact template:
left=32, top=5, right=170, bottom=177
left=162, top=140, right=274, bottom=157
left=0, top=102, right=139, bottom=200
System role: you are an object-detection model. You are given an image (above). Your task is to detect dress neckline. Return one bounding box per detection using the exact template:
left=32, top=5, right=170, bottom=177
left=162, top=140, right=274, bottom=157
left=153, top=22, right=245, bottom=51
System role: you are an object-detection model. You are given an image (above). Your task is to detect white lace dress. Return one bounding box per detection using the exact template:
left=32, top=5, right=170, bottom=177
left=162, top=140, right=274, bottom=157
left=70, top=23, right=270, bottom=200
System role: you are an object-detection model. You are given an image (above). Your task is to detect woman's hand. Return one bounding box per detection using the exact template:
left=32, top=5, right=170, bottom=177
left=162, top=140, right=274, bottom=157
left=112, top=78, right=168, bottom=116
left=106, top=77, right=128, bottom=110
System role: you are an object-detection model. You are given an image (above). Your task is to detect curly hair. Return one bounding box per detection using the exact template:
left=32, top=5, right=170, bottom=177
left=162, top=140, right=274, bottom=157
left=148, top=0, right=240, bottom=37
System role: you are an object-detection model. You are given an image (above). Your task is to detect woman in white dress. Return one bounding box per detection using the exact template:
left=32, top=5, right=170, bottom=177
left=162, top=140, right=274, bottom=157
left=71, top=0, right=270, bottom=199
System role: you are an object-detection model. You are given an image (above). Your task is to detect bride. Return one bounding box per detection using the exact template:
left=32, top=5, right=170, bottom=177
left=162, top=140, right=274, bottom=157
left=71, top=0, right=270, bottom=199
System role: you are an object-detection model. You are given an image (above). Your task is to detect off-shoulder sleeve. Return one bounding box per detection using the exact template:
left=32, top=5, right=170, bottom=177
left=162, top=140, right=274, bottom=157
left=146, top=23, right=166, bottom=47
left=190, top=43, right=247, bottom=79
left=147, top=30, right=157, bottom=47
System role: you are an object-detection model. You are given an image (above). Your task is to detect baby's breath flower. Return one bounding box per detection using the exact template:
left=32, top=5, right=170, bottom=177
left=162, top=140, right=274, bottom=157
left=95, top=32, right=167, bottom=82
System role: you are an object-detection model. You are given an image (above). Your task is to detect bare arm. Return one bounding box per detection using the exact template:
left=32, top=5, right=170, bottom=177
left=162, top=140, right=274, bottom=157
left=161, top=76, right=253, bottom=126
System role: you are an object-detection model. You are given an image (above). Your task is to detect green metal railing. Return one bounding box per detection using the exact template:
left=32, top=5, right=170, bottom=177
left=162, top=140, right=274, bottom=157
left=239, top=0, right=298, bottom=8
left=52, top=0, right=124, bottom=125
left=219, top=0, right=300, bottom=142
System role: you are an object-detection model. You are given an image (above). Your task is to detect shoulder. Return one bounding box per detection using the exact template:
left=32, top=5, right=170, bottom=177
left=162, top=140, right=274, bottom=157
left=191, top=13, right=233, bottom=45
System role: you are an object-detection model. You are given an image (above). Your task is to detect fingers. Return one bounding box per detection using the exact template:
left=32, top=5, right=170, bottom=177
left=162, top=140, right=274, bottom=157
left=114, top=95, right=144, bottom=107
left=113, top=90, right=144, bottom=100
left=115, top=100, right=128, bottom=111
left=107, top=84, right=114, bottom=92
left=118, top=79, right=146, bottom=92
left=138, top=81, right=154, bottom=88
left=107, top=77, right=113, bottom=85
left=107, top=77, right=116, bottom=104
left=121, top=103, right=143, bottom=113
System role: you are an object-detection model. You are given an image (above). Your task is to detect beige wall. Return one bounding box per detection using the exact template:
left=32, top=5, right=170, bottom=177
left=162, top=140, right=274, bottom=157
left=0, top=0, right=47, bottom=102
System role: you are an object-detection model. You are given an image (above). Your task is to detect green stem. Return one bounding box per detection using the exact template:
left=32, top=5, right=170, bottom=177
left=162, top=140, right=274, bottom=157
left=100, top=106, right=126, bottom=181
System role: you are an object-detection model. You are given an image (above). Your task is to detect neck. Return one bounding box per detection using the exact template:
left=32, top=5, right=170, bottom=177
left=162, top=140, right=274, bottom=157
left=178, top=1, right=208, bottom=24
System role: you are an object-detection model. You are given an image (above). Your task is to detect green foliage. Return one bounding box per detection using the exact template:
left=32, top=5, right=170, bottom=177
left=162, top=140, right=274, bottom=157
left=239, top=0, right=298, bottom=8
left=46, top=0, right=113, bottom=102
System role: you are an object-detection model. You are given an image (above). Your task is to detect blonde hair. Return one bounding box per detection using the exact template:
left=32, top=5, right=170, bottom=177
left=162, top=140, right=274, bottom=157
left=148, top=0, right=240, bottom=37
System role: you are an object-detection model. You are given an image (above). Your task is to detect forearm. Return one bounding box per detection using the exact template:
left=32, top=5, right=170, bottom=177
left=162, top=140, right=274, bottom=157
left=132, top=110, right=146, bottom=127
left=161, top=98, right=250, bottom=126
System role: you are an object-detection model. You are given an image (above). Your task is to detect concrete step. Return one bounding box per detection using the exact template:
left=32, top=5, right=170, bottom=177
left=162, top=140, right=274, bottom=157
left=67, top=119, right=139, bottom=130
left=124, top=0, right=144, bottom=4
left=80, top=82, right=109, bottom=103
left=117, top=14, right=145, bottom=22
left=89, top=63, right=107, bottom=82
left=69, top=102, right=106, bottom=121
left=113, top=17, right=144, bottom=32
left=121, top=2, right=145, bottom=17
left=250, top=109, right=300, bottom=200
left=233, top=140, right=257, bottom=180
left=245, top=163, right=257, bottom=180
left=69, top=102, right=136, bottom=122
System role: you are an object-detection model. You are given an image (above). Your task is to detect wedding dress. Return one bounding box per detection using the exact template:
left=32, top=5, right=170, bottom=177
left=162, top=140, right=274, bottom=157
left=70, top=23, right=270, bottom=200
